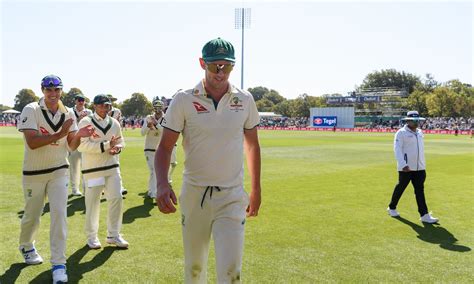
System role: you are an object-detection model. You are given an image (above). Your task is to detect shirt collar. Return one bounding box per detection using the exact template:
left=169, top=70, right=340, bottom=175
left=404, top=124, right=419, bottom=134
left=192, top=80, right=236, bottom=98
left=39, top=97, right=68, bottom=114
left=93, top=112, right=108, bottom=121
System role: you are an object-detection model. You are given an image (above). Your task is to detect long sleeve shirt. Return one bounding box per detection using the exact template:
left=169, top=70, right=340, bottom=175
left=78, top=113, right=124, bottom=179
left=394, top=125, right=426, bottom=171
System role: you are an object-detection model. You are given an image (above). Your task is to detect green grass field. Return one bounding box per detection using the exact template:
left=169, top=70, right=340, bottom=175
left=0, top=127, right=472, bottom=283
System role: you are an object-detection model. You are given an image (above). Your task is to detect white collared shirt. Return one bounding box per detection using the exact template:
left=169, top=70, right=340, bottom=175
left=141, top=114, right=163, bottom=151
left=77, top=112, right=124, bottom=179
left=18, top=98, right=78, bottom=178
left=161, top=80, right=260, bottom=187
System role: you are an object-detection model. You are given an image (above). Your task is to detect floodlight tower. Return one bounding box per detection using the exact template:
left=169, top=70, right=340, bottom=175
left=235, top=8, right=251, bottom=90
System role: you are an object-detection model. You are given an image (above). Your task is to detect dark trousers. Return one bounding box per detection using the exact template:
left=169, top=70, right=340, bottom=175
left=389, top=170, right=428, bottom=216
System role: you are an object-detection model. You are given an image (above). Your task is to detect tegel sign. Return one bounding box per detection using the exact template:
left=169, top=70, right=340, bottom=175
left=312, top=116, right=337, bottom=127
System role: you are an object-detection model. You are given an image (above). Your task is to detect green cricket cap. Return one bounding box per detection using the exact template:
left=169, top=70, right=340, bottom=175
left=93, top=94, right=112, bottom=105
left=202, top=37, right=235, bottom=63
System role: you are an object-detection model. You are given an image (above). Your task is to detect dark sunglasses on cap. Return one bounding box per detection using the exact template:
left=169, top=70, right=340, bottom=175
left=205, top=63, right=234, bottom=74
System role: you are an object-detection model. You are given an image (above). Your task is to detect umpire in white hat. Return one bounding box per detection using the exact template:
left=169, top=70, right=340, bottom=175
left=387, top=111, right=439, bottom=223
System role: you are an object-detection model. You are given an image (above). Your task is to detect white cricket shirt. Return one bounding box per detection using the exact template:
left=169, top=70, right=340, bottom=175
left=141, top=114, right=163, bottom=151
left=18, top=98, right=78, bottom=180
left=161, top=80, right=260, bottom=187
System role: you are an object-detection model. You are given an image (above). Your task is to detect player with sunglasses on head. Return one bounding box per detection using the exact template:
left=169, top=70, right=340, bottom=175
left=68, top=93, right=93, bottom=196
left=387, top=111, right=439, bottom=223
left=155, top=38, right=262, bottom=283
left=18, top=75, right=94, bottom=283
left=141, top=97, right=164, bottom=198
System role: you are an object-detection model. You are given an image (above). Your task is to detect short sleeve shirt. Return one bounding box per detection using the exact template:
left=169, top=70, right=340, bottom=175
left=161, top=80, right=260, bottom=187
left=18, top=98, right=78, bottom=177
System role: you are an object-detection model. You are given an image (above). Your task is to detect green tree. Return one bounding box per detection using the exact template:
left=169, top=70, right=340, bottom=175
left=272, top=100, right=291, bottom=117
left=14, top=89, right=39, bottom=111
left=415, top=73, right=439, bottom=93
left=0, top=104, right=11, bottom=112
left=360, top=69, right=421, bottom=93
left=62, top=88, right=85, bottom=108
left=263, top=89, right=285, bottom=105
left=247, top=86, right=269, bottom=102
left=426, top=87, right=456, bottom=117
left=256, top=98, right=274, bottom=112
left=121, top=93, right=153, bottom=116
left=406, top=90, right=429, bottom=116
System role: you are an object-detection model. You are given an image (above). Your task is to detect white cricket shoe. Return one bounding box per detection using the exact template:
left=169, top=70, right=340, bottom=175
left=87, top=238, right=102, bottom=249
left=52, top=264, right=68, bottom=283
left=420, top=213, right=439, bottom=223
left=387, top=207, right=400, bottom=217
left=20, top=246, right=43, bottom=265
left=106, top=235, right=129, bottom=248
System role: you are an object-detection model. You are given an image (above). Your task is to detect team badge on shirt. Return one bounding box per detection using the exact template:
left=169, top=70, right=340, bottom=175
left=230, top=96, right=243, bottom=112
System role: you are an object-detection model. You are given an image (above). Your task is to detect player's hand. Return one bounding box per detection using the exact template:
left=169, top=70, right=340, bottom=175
left=402, top=166, right=410, bottom=172
left=156, top=184, right=177, bottom=214
left=109, top=145, right=122, bottom=155
left=246, top=190, right=261, bottom=217
left=59, top=118, right=74, bottom=137
left=147, top=122, right=155, bottom=129
left=110, top=135, right=122, bottom=148
left=79, top=111, right=88, bottom=120
left=77, top=125, right=94, bottom=138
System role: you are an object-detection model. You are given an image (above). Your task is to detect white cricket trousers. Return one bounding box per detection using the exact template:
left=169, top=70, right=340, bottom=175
left=68, top=150, right=85, bottom=192
left=145, top=151, right=157, bottom=195
left=84, top=173, right=123, bottom=239
left=179, top=183, right=249, bottom=284
left=19, top=175, right=68, bottom=265
left=145, top=150, right=177, bottom=196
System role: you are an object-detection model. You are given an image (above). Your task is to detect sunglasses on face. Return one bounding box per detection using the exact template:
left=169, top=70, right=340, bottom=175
left=77, top=98, right=85, bottom=102
left=205, top=63, right=234, bottom=74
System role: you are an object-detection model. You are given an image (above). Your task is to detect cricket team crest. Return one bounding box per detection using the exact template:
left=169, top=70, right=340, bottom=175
left=229, top=96, right=244, bottom=112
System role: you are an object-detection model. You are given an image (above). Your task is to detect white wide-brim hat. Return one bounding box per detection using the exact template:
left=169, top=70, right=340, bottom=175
left=404, top=110, right=426, bottom=121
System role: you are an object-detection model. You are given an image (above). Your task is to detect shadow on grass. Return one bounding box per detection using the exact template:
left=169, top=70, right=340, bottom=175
left=17, top=195, right=106, bottom=219
left=0, top=263, right=28, bottom=283
left=28, top=245, right=122, bottom=283
left=395, top=216, right=471, bottom=252
left=122, top=193, right=155, bottom=224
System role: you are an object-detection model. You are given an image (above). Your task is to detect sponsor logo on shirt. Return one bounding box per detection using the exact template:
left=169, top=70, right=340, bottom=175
left=22, top=117, right=28, bottom=123
left=192, top=102, right=209, bottom=113
left=40, top=127, right=59, bottom=145
left=39, top=127, right=50, bottom=135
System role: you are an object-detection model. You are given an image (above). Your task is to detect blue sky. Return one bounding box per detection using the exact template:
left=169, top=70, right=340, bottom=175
left=1, top=0, right=472, bottom=106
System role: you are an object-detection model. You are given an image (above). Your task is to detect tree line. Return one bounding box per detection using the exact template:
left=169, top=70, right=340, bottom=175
left=10, top=69, right=473, bottom=118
